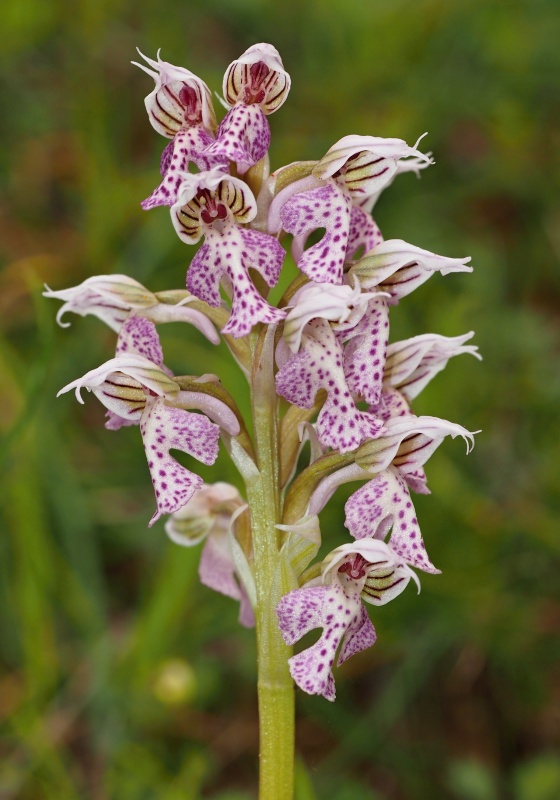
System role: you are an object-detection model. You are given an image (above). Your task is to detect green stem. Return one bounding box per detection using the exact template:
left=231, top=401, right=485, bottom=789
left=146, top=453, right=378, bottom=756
left=245, top=328, right=295, bottom=800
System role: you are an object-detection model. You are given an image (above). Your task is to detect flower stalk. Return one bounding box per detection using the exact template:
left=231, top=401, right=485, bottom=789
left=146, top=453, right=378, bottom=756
left=247, top=329, right=295, bottom=800
left=48, top=41, right=479, bottom=798
left=224, top=372, right=297, bottom=800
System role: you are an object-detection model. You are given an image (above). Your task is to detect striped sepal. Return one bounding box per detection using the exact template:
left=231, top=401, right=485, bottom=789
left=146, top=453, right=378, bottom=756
left=222, top=43, right=291, bottom=114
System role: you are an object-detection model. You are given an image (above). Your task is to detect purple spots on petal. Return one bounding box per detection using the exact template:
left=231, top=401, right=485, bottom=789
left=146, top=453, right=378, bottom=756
left=344, top=297, right=389, bottom=406
left=280, top=184, right=352, bottom=284
left=142, top=129, right=227, bottom=210
left=345, top=205, right=383, bottom=263
left=204, top=105, right=270, bottom=174
left=276, top=318, right=382, bottom=452
left=116, top=317, right=164, bottom=366
left=140, top=398, right=220, bottom=526
left=345, top=468, right=438, bottom=574
left=276, top=582, right=373, bottom=701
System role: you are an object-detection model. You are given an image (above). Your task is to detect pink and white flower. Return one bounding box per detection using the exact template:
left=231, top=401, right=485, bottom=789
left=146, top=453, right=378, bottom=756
left=277, top=538, right=419, bottom=700
left=303, top=411, right=476, bottom=573
left=58, top=317, right=239, bottom=525
left=166, top=483, right=255, bottom=627
left=350, top=239, right=472, bottom=303
left=347, top=414, right=475, bottom=571
left=269, top=136, right=432, bottom=285
left=133, top=50, right=227, bottom=209
left=43, top=273, right=219, bottom=343
left=172, top=169, right=286, bottom=337
left=204, top=44, right=291, bottom=174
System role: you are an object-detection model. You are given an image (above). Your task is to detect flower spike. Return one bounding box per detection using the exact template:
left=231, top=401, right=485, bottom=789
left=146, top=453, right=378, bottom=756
left=50, top=45, right=482, bottom=718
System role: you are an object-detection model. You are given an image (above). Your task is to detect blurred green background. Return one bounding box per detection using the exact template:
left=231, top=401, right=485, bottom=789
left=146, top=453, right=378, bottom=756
left=1, top=0, right=560, bottom=797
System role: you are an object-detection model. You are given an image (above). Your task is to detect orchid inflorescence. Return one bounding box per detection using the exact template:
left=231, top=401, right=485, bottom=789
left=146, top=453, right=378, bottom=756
left=46, top=43, right=480, bottom=703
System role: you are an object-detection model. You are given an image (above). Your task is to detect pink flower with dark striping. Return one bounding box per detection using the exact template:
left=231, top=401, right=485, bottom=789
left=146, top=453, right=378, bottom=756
left=268, top=136, right=432, bottom=285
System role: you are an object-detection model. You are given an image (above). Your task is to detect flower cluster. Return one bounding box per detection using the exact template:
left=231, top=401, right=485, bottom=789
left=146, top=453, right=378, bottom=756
left=47, top=43, right=479, bottom=702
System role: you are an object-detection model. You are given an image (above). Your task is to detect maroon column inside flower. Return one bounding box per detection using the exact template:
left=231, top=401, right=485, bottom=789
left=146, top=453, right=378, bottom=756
left=179, top=84, right=202, bottom=125
left=243, top=62, right=270, bottom=105
left=198, top=189, right=228, bottom=225
left=338, top=554, right=369, bottom=580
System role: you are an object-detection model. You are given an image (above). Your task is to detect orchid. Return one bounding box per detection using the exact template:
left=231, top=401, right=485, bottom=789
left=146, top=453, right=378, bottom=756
left=205, top=43, right=291, bottom=174
left=349, top=414, right=474, bottom=568
left=48, top=42, right=480, bottom=799
left=133, top=49, right=227, bottom=209
left=43, top=273, right=219, bottom=342
left=349, top=239, right=472, bottom=302
left=268, top=135, right=432, bottom=285
left=166, top=482, right=255, bottom=627
left=57, top=317, right=239, bottom=525
left=277, top=538, right=419, bottom=700
left=171, top=168, right=286, bottom=337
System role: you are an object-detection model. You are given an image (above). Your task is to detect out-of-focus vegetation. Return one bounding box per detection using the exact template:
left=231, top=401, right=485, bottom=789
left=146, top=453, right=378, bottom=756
left=1, top=0, right=560, bottom=797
